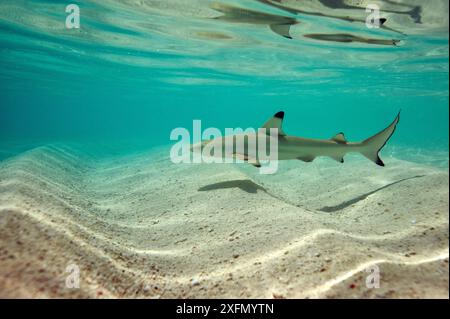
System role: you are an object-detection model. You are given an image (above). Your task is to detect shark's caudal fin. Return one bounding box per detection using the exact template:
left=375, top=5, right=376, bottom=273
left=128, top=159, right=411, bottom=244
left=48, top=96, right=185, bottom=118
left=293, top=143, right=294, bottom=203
left=360, top=112, right=400, bottom=166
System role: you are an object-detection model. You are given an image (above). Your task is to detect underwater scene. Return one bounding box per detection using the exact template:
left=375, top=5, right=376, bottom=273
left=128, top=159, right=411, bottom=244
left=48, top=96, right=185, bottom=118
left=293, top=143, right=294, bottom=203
left=0, top=0, right=448, bottom=299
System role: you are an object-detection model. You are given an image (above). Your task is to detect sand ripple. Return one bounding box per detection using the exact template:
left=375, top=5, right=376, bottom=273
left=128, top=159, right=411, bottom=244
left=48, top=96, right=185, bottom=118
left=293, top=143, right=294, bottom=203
left=0, top=144, right=448, bottom=298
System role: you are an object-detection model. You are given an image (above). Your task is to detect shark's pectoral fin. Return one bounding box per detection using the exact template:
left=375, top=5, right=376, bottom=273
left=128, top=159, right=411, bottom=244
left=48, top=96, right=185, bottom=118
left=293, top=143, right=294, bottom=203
left=233, top=153, right=261, bottom=167
left=269, top=23, right=293, bottom=39
left=262, top=111, right=286, bottom=136
left=330, top=155, right=344, bottom=163
left=331, top=132, right=347, bottom=144
left=250, top=162, right=261, bottom=168
left=297, top=155, right=315, bottom=162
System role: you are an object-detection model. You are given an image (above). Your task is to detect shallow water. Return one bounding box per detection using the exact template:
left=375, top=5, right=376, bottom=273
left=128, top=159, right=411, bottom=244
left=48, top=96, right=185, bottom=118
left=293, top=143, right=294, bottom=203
left=0, top=0, right=448, bottom=155
left=0, top=0, right=449, bottom=298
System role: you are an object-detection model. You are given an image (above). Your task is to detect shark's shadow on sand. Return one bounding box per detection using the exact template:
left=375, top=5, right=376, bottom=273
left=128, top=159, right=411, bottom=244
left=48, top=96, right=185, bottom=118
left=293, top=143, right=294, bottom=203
left=198, top=179, right=267, bottom=194
left=198, top=175, right=426, bottom=213
left=319, top=174, right=426, bottom=212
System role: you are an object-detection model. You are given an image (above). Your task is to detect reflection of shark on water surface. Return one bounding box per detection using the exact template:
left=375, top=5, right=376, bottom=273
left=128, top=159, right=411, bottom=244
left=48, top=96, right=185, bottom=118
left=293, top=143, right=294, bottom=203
left=260, top=0, right=422, bottom=23
left=210, top=2, right=298, bottom=38
left=304, top=33, right=401, bottom=45
left=191, top=111, right=400, bottom=168
left=210, top=2, right=401, bottom=44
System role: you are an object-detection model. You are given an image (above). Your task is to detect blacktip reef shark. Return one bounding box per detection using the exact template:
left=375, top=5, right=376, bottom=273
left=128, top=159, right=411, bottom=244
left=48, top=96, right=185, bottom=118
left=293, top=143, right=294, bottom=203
left=210, top=2, right=401, bottom=43
left=304, top=33, right=401, bottom=46
left=191, top=111, right=400, bottom=169
left=210, top=2, right=298, bottom=39
left=257, top=0, right=421, bottom=26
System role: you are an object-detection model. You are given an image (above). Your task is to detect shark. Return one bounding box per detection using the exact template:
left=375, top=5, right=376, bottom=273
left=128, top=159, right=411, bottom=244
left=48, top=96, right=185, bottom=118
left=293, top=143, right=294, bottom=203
left=258, top=0, right=422, bottom=25
left=210, top=2, right=298, bottom=39
left=210, top=3, right=401, bottom=44
left=255, top=0, right=407, bottom=35
left=191, top=111, right=400, bottom=168
left=303, top=33, right=401, bottom=45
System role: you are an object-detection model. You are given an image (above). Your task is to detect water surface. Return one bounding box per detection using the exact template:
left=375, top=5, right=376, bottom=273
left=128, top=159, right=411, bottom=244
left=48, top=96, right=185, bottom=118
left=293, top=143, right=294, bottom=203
left=0, top=0, right=448, bottom=161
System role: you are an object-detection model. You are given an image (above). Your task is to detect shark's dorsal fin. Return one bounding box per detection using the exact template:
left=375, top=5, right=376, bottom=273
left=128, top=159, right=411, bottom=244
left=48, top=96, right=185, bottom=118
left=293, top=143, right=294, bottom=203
left=262, top=111, right=286, bottom=136
left=269, top=24, right=293, bottom=39
left=331, top=132, right=347, bottom=144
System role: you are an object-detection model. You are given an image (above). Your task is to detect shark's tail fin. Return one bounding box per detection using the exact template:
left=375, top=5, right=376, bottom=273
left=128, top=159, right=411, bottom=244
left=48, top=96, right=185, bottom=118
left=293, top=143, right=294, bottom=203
left=360, top=112, right=400, bottom=166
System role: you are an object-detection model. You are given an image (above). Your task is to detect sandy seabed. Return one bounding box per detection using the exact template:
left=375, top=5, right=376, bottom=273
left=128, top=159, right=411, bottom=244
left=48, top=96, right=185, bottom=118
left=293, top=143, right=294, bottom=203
left=0, top=144, right=448, bottom=298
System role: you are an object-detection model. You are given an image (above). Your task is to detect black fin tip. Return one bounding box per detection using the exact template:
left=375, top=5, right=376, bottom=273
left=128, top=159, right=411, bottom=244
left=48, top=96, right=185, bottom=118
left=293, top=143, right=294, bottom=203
left=376, top=156, right=385, bottom=167
left=274, top=111, right=284, bottom=119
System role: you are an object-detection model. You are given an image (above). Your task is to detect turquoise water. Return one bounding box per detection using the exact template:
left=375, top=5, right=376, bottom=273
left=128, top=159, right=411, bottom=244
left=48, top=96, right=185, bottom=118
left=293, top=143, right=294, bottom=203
left=0, top=1, right=449, bottom=299
left=0, top=0, right=448, bottom=162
